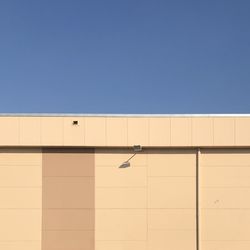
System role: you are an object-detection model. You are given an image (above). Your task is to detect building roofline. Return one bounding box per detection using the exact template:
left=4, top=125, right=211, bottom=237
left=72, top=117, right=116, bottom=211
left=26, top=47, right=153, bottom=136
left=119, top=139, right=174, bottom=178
left=0, top=113, right=250, bottom=117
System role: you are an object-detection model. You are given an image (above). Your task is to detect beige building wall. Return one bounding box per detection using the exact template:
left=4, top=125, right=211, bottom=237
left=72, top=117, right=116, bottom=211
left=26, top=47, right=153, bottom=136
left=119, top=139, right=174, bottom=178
left=0, top=115, right=250, bottom=147
left=0, top=115, right=250, bottom=250
left=95, top=149, right=196, bottom=250
left=200, top=149, right=250, bottom=250
left=0, top=148, right=42, bottom=250
left=42, top=148, right=95, bottom=250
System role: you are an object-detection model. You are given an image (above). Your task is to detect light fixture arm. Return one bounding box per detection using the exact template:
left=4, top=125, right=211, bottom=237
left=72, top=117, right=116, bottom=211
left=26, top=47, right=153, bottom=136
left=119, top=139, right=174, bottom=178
left=119, top=145, right=142, bottom=168
left=126, top=153, right=137, bottom=162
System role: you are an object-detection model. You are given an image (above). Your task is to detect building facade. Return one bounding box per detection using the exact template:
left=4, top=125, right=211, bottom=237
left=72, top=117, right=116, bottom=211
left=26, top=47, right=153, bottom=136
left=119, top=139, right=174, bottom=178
left=0, top=114, right=250, bottom=250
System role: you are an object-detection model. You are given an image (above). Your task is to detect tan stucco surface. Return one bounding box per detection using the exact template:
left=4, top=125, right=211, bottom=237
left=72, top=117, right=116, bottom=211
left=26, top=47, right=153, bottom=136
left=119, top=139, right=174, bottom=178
left=0, top=115, right=250, bottom=146
left=0, top=149, right=42, bottom=250
left=200, top=149, right=250, bottom=250
left=0, top=115, right=250, bottom=250
left=95, top=149, right=196, bottom=250
left=42, top=148, right=95, bottom=250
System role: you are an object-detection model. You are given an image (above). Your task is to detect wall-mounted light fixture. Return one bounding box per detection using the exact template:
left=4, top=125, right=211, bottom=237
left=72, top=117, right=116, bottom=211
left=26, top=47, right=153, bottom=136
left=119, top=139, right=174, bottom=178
left=119, top=145, right=142, bottom=168
left=72, top=120, right=79, bottom=125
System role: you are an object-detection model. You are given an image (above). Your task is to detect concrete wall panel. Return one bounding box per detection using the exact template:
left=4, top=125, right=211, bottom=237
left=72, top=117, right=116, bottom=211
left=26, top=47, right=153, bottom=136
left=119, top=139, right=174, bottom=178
left=0, top=188, right=41, bottom=208
left=0, top=210, right=41, bottom=241
left=42, top=148, right=94, bottom=250
left=106, top=117, right=127, bottom=146
left=95, top=166, right=147, bottom=187
left=0, top=164, right=41, bottom=187
left=41, top=117, right=63, bottom=145
left=149, top=118, right=170, bottom=146
left=127, top=118, right=149, bottom=146
left=201, top=149, right=250, bottom=165
left=200, top=149, right=250, bottom=249
left=201, top=187, right=250, bottom=208
left=201, top=166, right=250, bottom=187
left=192, top=117, right=213, bottom=146
left=201, top=209, right=250, bottom=241
left=170, top=117, right=192, bottom=146
left=235, top=117, right=250, bottom=146
left=95, top=241, right=147, bottom=250
left=148, top=230, right=196, bottom=250
left=43, top=177, right=94, bottom=208
left=0, top=242, right=41, bottom=250
left=42, top=231, right=94, bottom=250
left=148, top=209, right=196, bottom=230
left=0, top=149, right=42, bottom=250
left=0, top=117, right=19, bottom=145
left=43, top=209, right=94, bottom=230
left=95, top=209, right=147, bottom=240
left=42, top=148, right=94, bottom=177
left=148, top=177, right=195, bottom=208
left=213, top=117, right=235, bottom=145
left=63, top=117, right=85, bottom=146
left=19, top=117, right=41, bottom=145
left=0, top=148, right=42, bottom=165
left=85, top=117, right=106, bottom=146
left=202, top=241, right=250, bottom=250
left=96, top=187, right=147, bottom=208
left=148, top=149, right=196, bottom=177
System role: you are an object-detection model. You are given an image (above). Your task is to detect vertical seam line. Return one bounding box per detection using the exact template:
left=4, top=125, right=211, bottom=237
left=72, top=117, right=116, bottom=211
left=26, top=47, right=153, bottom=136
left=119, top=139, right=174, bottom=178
left=196, top=148, right=200, bottom=250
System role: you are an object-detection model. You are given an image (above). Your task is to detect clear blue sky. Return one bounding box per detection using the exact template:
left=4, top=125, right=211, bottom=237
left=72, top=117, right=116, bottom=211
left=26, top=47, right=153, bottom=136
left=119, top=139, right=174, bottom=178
left=0, top=0, right=250, bottom=114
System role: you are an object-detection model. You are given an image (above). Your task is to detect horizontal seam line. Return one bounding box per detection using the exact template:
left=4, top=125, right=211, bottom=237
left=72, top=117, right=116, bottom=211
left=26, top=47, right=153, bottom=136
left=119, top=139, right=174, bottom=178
left=42, top=229, right=94, bottom=231
left=43, top=176, right=94, bottom=177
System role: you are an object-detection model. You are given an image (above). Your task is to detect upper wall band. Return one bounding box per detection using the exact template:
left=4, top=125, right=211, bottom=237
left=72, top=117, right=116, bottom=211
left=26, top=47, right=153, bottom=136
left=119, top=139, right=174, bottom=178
left=0, top=116, right=249, bottom=147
